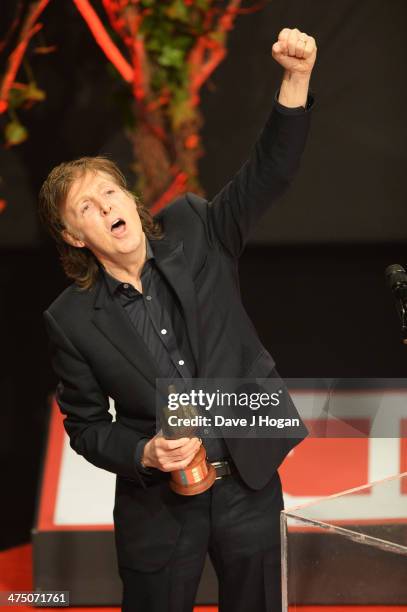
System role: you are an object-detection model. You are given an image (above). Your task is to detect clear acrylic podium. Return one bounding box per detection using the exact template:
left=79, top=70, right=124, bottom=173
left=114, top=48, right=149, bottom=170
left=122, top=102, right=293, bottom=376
left=281, top=472, right=407, bottom=608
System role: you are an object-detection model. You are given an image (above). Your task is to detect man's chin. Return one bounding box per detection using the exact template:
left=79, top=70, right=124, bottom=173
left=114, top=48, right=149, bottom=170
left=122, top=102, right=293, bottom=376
left=91, top=234, right=142, bottom=260
left=115, top=239, right=142, bottom=256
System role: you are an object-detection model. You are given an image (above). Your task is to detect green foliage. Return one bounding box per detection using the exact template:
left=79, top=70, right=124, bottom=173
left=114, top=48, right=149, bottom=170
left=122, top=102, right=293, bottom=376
left=158, top=46, right=185, bottom=69
left=165, top=0, right=189, bottom=22
left=104, top=1, right=237, bottom=136
left=26, top=83, right=46, bottom=101
left=140, top=0, right=212, bottom=94
left=169, top=84, right=194, bottom=129
left=8, top=82, right=46, bottom=109
left=5, top=120, right=28, bottom=146
left=3, top=82, right=45, bottom=146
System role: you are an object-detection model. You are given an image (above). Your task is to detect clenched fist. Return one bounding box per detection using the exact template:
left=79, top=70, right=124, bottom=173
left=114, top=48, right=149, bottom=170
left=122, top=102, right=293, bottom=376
left=142, top=433, right=202, bottom=472
left=272, top=28, right=317, bottom=78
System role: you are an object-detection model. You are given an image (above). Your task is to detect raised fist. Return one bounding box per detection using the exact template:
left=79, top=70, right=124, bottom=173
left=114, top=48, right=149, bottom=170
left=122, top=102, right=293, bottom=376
left=272, top=28, right=317, bottom=77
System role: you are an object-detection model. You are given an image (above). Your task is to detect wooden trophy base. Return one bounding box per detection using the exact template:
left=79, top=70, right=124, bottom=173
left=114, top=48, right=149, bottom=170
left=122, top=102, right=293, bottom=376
left=169, top=446, right=217, bottom=496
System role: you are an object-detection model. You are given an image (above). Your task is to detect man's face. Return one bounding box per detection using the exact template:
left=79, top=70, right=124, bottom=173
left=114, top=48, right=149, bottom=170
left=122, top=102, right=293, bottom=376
left=61, top=170, right=144, bottom=264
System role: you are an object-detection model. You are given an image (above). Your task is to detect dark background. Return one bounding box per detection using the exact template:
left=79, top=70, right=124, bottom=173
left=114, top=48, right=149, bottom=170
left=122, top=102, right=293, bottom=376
left=1, top=0, right=406, bottom=550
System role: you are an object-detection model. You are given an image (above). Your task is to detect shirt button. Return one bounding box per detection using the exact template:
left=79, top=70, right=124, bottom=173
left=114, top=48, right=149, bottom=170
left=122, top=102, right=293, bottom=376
left=178, top=360, right=184, bottom=365
left=161, top=329, right=167, bottom=335
left=146, top=295, right=152, bottom=300
left=123, top=283, right=129, bottom=289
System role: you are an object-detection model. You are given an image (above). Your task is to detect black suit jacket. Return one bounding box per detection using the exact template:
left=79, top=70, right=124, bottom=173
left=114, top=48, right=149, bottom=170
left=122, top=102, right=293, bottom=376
left=44, top=97, right=313, bottom=571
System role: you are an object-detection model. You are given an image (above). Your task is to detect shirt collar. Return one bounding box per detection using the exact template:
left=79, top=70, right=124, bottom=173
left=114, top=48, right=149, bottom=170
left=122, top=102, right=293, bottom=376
left=101, top=235, right=154, bottom=296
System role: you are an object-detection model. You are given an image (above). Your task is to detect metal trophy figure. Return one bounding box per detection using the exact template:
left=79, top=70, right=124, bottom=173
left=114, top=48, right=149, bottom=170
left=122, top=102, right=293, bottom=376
left=160, top=384, right=216, bottom=495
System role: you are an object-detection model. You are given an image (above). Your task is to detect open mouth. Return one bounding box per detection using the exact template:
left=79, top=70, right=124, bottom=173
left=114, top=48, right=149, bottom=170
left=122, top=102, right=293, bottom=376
left=110, top=218, right=126, bottom=237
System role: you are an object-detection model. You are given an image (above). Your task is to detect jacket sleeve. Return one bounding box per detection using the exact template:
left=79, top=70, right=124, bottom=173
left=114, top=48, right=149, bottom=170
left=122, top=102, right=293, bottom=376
left=207, top=90, right=314, bottom=258
left=44, top=309, right=146, bottom=487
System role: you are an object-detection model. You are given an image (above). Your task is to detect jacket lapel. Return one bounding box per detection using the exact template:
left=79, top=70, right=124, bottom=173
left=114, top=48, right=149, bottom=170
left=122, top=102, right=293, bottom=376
left=92, top=276, right=160, bottom=385
left=91, top=236, right=200, bottom=385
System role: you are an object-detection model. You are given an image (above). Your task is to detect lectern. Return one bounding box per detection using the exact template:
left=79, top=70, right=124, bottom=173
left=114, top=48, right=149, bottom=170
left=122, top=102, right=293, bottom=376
left=281, top=472, right=407, bottom=608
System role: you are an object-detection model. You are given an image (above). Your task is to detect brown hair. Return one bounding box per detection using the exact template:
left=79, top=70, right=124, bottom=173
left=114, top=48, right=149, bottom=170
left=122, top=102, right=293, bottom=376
left=38, top=156, right=164, bottom=290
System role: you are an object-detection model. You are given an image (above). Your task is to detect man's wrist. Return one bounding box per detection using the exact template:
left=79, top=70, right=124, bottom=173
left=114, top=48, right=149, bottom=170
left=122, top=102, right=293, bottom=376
left=282, top=70, right=311, bottom=84
left=278, top=71, right=311, bottom=108
left=274, top=87, right=314, bottom=116
left=135, top=438, right=152, bottom=473
left=141, top=442, right=149, bottom=468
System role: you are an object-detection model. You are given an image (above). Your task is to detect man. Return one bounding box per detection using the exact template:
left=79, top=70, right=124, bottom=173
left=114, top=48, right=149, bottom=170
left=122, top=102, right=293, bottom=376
left=40, top=28, right=316, bottom=612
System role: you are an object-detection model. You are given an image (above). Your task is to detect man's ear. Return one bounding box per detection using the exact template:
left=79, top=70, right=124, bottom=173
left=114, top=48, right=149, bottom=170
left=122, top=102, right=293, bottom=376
left=61, top=228, right=86, bottom=248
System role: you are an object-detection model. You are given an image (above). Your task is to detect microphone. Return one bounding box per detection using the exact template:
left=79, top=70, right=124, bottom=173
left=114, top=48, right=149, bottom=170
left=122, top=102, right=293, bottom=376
left=385, top=264, right=407, bottom=344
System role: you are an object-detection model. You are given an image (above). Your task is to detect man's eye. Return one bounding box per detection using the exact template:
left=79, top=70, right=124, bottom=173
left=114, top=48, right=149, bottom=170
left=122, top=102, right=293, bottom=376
left=81, top=203, right=90, bottom=213
left=106, top=189, right=115, bottom=195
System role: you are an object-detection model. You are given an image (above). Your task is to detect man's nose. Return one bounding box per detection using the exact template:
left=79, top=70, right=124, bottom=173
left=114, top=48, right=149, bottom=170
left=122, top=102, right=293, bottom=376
left=99, top=201, right=111, bottom=215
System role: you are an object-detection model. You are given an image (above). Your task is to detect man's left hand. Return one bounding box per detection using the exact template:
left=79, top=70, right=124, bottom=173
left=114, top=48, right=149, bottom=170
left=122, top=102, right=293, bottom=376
left=272, top=28, right=317, bottom=78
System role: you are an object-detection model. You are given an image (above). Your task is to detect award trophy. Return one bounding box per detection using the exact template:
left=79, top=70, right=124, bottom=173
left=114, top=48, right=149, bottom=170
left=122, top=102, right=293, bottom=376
left=160, top=385, right=216, bottom=496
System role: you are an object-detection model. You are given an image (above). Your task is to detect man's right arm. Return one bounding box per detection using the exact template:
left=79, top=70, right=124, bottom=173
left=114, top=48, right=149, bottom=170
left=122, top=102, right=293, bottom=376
left=44, top=310, right=147, bottom=487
